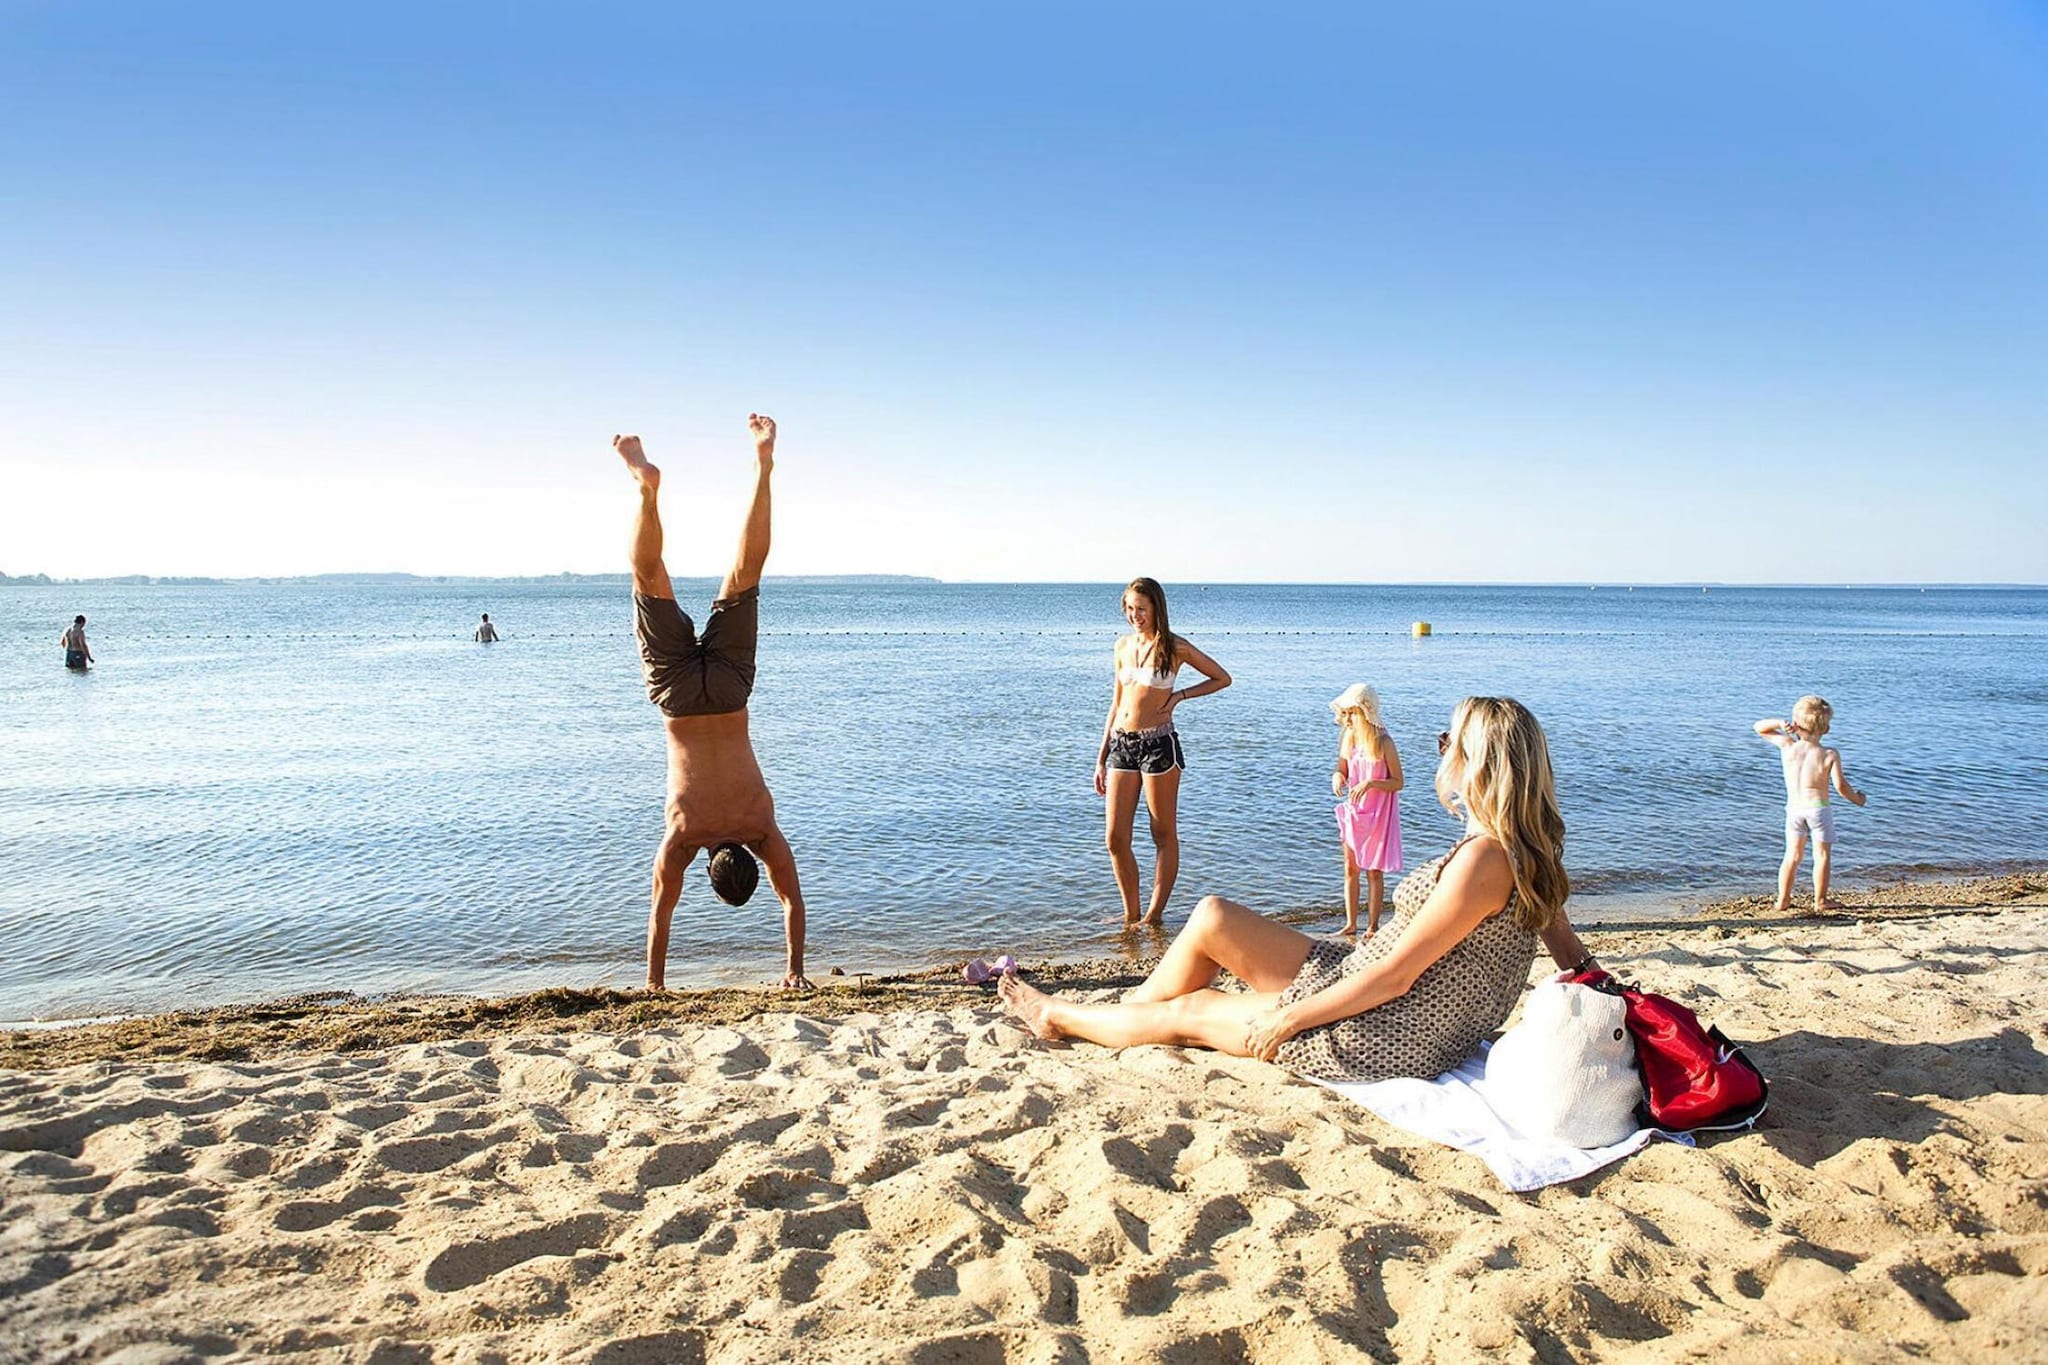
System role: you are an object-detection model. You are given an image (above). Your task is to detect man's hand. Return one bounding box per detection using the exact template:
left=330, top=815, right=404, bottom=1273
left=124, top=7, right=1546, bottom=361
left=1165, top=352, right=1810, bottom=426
left=748, top=413, right=776, bottom=465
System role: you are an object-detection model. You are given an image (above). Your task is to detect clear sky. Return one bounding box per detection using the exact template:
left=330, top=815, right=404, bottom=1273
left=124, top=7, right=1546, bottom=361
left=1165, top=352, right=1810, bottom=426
left=3, top=2, right=2044, bottom=583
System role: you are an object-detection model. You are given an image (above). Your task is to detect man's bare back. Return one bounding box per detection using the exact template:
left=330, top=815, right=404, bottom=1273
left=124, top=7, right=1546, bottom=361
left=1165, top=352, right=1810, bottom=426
left=663, top=711, right=776, bottom=845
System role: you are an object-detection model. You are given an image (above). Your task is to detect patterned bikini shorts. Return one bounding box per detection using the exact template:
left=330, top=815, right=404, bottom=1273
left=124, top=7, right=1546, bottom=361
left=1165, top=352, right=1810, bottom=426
left=1106, top=724, right=1185, bottom=775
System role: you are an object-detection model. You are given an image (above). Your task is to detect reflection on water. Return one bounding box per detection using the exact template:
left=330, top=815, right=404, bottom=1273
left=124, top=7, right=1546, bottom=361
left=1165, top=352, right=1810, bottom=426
left=2, top=581, right=2045, bottom=1019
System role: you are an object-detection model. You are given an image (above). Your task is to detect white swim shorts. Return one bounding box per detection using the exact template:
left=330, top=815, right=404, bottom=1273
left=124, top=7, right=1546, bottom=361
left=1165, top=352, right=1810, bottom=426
left=1785, top=802, right=1835, bottom=845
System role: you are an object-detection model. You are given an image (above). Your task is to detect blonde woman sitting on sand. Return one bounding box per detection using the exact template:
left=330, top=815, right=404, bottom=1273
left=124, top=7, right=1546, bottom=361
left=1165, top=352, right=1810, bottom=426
left=1004, top=697, right=1599, bottom=1081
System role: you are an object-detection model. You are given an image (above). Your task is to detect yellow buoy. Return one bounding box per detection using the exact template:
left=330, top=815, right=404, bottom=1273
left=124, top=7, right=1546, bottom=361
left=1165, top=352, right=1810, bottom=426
left=1412, top=621, right=1432, bottom=638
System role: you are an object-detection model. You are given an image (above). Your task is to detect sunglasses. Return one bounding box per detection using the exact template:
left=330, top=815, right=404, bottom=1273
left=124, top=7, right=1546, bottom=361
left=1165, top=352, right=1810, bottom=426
left=1437, top=730, right=1453, bottom=756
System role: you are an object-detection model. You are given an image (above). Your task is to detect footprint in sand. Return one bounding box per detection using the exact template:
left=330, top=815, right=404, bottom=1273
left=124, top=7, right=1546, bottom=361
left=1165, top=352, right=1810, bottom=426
left=421, top=1212, right=613, bottom=1293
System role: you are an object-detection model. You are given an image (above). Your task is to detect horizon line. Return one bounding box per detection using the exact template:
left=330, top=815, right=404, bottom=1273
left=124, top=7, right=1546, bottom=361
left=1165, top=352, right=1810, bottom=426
left=4, top=572, right=2044, bottom=591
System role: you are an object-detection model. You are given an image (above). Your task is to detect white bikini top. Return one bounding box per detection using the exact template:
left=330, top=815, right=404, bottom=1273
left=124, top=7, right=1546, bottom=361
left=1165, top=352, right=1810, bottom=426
left=1118, top=652, right=1179, bottom=689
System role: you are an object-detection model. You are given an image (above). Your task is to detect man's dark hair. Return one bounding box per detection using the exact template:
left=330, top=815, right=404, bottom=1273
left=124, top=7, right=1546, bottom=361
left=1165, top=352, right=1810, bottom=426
left=707, top=842, right=760, bottom=906
left=74, top=615, right=85, bottom=625
left=481, top=613, right=489, bottom=620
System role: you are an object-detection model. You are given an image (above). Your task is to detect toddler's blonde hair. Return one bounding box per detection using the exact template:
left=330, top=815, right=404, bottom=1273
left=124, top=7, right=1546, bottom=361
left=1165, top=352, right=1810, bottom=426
left=1793, top=695, right=1833, bottom=738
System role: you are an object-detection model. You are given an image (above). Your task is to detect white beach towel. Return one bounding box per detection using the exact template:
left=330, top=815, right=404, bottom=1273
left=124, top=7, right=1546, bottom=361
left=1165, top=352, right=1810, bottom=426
left=1312, top=1041, right=1693, bottom=1192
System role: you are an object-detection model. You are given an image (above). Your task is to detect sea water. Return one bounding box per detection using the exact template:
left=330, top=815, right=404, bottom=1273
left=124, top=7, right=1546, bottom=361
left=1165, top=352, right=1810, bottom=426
left=3, top=581, right=2044, bottom=1020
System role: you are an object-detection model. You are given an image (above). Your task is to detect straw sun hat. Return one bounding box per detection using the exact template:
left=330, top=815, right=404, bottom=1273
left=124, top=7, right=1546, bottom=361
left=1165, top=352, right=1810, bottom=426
left=1329, top=683, right=1379, bottom=714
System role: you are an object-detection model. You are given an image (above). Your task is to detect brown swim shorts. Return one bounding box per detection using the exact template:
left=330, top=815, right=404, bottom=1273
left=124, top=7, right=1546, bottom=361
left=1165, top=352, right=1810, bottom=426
left=634, top=586, right=759, bottom=717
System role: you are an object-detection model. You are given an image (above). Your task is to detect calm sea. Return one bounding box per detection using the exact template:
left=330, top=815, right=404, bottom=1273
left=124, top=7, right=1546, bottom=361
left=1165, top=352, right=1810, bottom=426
left=3, top=581, right=2045, bottom=1021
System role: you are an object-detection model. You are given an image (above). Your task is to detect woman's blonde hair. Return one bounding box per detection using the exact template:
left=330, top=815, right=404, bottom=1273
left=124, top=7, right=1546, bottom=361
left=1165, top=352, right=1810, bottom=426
left=1793, top=694, right=1833, bottom=738
left=1338, top=686, right=1385, bottom=759
left=1432, top=696, right=1569, bottom=931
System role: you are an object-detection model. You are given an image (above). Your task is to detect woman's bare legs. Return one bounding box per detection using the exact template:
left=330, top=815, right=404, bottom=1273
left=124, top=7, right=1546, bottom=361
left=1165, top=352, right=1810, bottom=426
left=1124, top=894, right=1315, bottom=1003
left=1365, top=868, right=1385, bottom=936
left=1105, top=769, right=1145, bottom=924
left=1141, top=766, right=1181, bottom=925
left=1000, top=974, right=1282, bottom=1054
left=1341, top=844, right=1360, bottom=935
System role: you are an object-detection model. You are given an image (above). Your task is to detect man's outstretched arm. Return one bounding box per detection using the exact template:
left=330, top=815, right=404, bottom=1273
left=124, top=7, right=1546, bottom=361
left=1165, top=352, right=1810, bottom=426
left=645, top=831, right=696, bottom=990
left=756, top=825, right=811, bottom=990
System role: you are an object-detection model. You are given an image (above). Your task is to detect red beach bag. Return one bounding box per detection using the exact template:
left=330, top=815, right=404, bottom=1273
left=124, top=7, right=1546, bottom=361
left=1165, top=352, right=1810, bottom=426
left=1565, top=969, right=1769, bottom=1132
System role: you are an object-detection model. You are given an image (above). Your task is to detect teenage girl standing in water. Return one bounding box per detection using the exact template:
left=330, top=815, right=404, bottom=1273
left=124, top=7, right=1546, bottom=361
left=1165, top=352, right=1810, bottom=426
left=1095, top=578, right=1231, bottom=927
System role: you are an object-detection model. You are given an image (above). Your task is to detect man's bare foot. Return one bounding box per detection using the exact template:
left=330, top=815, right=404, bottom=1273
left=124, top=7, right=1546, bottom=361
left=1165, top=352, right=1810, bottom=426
left=644, top=979, right=668, bottom=992
left=1772, top=899, right=1793, bottom=914
left=747, top=413, right=776, bottom=470
left=999, top=973, right=1064, bottom=1041
left=1816, top=899, right=1844, bottom=914
left=781, top=972, right=815, bottom=991
left=615, top=434, right=660, bottom=492
left=1142, top=910, right=1165, bottom=928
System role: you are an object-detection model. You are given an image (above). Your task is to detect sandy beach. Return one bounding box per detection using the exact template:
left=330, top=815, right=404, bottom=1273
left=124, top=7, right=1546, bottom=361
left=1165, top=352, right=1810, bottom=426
left=4, top=874, right=2046, bottom=1362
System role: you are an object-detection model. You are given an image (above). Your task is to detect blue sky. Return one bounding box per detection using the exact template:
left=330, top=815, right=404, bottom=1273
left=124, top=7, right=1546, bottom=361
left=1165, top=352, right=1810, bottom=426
left=3, top=2, right=2044, bottom=582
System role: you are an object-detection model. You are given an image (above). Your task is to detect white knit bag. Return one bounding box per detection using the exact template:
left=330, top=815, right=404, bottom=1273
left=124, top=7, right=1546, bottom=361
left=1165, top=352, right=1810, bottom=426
left=1483, top=977, right=1641, bottom=1147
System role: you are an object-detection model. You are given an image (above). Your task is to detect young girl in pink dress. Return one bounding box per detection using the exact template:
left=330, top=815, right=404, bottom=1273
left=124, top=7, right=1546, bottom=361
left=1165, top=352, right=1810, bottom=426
left=1330, top=683, right=1404, bottom=936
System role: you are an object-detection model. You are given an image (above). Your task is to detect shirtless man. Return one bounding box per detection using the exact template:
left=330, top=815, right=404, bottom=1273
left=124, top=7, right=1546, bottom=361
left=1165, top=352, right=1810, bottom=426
left=617, top=415, right=810, bottom=990
left=60, top=615, right=93, bottom=671
left=1755, top=694, right=1868, bottom=914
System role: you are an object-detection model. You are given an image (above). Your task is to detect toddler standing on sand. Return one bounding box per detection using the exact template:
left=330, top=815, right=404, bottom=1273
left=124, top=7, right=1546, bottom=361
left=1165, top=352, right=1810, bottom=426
left=1330, top=684, right=1404, bottom=936
left=1755, top=695, right=1868, bottom=914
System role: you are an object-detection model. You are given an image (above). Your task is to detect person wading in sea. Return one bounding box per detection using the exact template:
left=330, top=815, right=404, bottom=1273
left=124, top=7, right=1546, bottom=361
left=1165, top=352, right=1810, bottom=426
left=60, top=615, right=93, bottom=672
left=615, top=415, right=811, bottom=991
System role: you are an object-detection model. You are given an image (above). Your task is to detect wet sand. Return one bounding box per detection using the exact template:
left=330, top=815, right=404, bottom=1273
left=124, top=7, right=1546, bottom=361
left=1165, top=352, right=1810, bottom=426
left=3, top=872, right=2045, bottom=1360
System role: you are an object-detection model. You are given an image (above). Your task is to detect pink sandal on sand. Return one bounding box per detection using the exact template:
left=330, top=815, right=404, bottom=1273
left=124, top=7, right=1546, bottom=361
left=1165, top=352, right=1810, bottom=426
left=962, top=955, right=1019, bottom=985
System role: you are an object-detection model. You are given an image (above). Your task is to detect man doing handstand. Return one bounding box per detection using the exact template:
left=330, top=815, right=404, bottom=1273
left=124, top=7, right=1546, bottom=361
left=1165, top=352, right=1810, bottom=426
left=616, top=415, right=811, bottom=990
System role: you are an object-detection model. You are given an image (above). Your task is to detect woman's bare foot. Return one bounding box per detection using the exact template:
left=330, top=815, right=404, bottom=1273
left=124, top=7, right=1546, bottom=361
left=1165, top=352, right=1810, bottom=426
left=615, top=434, right=661, bottom=492
left=747, top=413, right=776, bottom=470
left=999, top=974, right=1064, bottom=1041
left=1815, top=898, right=1845, bottom=914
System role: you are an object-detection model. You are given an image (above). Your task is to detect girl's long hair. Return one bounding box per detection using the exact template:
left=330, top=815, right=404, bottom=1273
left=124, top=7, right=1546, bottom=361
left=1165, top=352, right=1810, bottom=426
left=1123, top=577, right=1176, bottom=674
left=1433, top=696, right=1569, bottom=930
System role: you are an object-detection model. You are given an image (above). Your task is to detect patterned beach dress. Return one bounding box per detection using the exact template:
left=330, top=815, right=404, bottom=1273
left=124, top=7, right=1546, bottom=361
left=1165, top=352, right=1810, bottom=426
left=1275, top=839, right=1538, bottom=1083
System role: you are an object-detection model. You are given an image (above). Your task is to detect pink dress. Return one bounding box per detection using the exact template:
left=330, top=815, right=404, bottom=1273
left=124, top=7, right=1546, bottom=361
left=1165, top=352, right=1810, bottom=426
left=1335, top=748, right=1403, bottom=872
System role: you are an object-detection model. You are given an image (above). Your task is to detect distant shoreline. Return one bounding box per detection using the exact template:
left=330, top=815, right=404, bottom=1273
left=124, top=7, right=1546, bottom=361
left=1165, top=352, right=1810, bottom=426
left=0, top=572, right=943, bottom=587
left=4, top=574, right=2044, bottom=590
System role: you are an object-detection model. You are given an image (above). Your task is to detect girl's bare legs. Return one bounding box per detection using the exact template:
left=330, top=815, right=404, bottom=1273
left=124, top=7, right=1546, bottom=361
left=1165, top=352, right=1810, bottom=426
left=1365, top=869, right=1385, bottom=936
left=1341, top=845, right=1360, bottom=935
left=1776, top=831, right=1805, bottom=913
left=1124, top=894, right=1315, bottom=1003
left=1105, top=770, right=1145, bottom=924
left=1141, top=766, right=1182, bottom=925
left=1001, top=975, right=1283, bottom=1053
